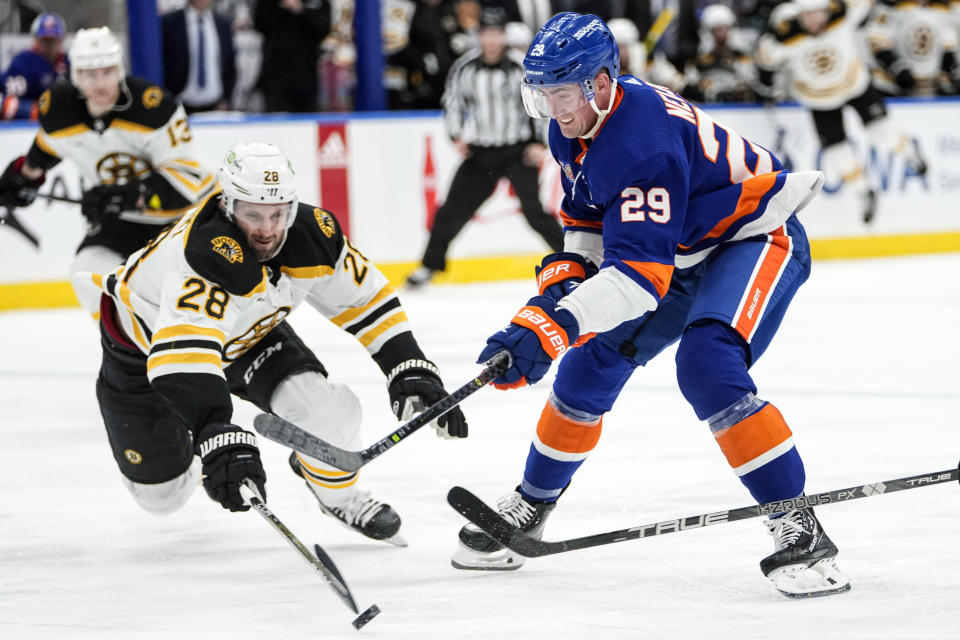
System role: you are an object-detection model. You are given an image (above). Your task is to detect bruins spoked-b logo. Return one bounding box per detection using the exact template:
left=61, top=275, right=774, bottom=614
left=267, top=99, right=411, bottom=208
left=314, top=208, right=335, bottom=237
left=143, top=86, right=164, bottom=109
left=211, top=236, right=244, bottom=263
left=223, top=307, right=291, bottom=360
left=38, top=89, right=51, bottom=116
left=96, top=153, right=152, bottom=184
left=124, top=449, right=143, bottom=464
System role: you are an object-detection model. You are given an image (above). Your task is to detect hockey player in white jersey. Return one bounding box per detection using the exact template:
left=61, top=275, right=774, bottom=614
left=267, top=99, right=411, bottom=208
left=755, top=0, right=928, bottom=223
left=866, top=0, right=960, bottom=96
left=0, top=27, right=215, bottom=316
left=78, top=142, right=466, bottom=543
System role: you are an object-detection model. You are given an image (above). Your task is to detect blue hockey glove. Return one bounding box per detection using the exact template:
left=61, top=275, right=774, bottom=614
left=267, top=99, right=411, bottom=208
left=535, top=252, right=598, bottom=301
left=477, top=295, right=580, bottom=389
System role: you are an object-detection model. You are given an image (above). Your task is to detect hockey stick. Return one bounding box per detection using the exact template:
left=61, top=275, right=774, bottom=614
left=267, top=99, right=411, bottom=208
left=253, top=353, right=511, bottom=472
left=239, top=479, right=360, bottom=614
left=37, top=191, right=82, bottom=205
left=643, top=7, right=676, bottom=55
left=447, top=465, right=960, bottom=558
left=0, top=206, right=39, bottom=247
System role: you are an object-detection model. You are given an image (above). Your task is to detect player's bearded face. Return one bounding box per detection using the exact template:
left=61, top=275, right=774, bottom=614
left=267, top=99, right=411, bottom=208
left=233, top=201, right=290, bottom=261
left=75, top=66, right=122, bottom=114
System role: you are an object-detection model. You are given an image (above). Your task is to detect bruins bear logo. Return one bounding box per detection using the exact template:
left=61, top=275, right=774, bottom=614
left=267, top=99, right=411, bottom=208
left=38, top=89, right=51, bottom=116
left=314, top=208, right=336, bottom=237
left=211, top=236, right=244, bottom=263
left=143, top=86, right=163, bottom=109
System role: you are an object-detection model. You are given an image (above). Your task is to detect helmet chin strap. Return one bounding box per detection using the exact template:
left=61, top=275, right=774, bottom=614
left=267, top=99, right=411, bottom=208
left=582, top=78, right=618, bottom=140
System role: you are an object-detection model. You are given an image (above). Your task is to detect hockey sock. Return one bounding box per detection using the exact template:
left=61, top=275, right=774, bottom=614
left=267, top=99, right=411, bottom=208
left=710, top=400, right=805, bottom=504
left=519, top=393, right=603, bottom=502
left=676, top=321, right=804, bottom=503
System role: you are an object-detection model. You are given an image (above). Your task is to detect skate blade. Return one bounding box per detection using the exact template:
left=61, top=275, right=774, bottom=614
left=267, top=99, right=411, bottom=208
left=382, top=532, right=408, bottom=547
left=770, top=558, right=851, bottom=598
left=450, top=542, right=526, bottom=571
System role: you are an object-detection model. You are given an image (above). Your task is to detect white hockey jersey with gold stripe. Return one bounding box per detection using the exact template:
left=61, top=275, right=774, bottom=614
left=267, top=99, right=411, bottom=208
left=756, top=0, right=873, bottom=109
left=94, top=195, right=413, bottom=369
left=25, top=76, right=214, bottom=224
left=79, top=196, right=423, bottom=431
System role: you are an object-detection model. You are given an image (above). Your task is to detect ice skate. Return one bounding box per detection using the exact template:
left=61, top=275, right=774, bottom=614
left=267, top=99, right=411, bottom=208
left=761, top=507, right=850, bottom=598
left=451, top=490, right=555, bottom=571
left=906, top=140, right=928, bottom=177
left=289, top=452, right=406, bottom=546
left=404, top=266, right=436, bottom=289
left=860, top=189, right=877, bottom=224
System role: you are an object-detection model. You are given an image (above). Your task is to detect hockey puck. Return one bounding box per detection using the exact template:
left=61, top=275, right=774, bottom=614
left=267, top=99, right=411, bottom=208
left=351, top=604, right=381, bottom=630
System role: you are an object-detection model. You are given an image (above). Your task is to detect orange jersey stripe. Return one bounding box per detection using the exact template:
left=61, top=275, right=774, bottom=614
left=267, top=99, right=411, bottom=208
left=575, top=138, right=589, bottom=165
left=535, top=401, right=603, bottom=455
left=680, top=171, right=780, bottom=250
left=621, top=260, right=675, bottom=298
left=713, top=404, right=792, bottom=469
left=559, top=208, right=603, bottom=229
left=733, top=234, right=791, bottom=341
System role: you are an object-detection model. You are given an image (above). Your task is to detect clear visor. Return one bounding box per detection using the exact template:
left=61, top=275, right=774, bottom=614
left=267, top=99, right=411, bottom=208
left=520, top=81, right=589, bottom=119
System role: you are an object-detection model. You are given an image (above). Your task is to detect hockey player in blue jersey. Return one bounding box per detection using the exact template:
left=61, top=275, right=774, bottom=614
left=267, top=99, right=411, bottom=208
left=0, top=13, right=68, bottom=120
left=452, top=12, right=850, bottom=598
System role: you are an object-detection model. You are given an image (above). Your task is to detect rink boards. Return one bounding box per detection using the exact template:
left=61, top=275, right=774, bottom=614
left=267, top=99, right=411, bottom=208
left=1, top=98, right=959, bottom=310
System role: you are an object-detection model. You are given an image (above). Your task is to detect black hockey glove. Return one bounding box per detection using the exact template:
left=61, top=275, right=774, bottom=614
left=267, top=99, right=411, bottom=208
left=0, top=156, right=44, bottom=208
left=81, top=181, right=144, bottom=223
left=387, top=359, right=468, bottom=439
left=196, top=423, right=267, bottom=512
left=894, top=68, right=916, bottom=92
left=535, top=252, right=598, bottom=301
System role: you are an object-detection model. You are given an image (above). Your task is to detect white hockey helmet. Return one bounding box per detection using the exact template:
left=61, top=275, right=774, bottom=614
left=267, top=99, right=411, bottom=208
left=700, top=4, right=737, bottom=30
left=505, top=21, right=533, bottom=50
left=69, top=27, right=125, bottom=85
left=217, top=142, right=299, bottom=228
left=769, top=1, right=800, bottom=26
left=793, top=0, right=830, bottom=13
left=606, top=18, right=640, bottom=45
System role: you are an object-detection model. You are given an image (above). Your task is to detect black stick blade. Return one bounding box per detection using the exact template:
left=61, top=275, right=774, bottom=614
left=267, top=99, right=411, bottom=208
left=254, top=414, right=364, bottom=471
left=446, top=486, right=555, bottom=558
left=0, top=208, right=39, bottom=247
left=314, top=543, right=359, bottom=614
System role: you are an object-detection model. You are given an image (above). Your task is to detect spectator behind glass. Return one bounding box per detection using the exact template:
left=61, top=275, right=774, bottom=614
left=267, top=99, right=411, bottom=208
left=254, top=0, right=331, bottom=112
left=161, top=0, right=238, bottom=113
left=683, top=4, right=756, bottom=103
left=0, top=12, right=68, bottom=120
left=382, top=0, right=455, bottom=110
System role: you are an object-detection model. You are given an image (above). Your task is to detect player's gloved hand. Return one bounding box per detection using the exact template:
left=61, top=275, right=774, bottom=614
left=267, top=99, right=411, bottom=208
left=535, top=252, right=598, bottom=301
left=81, top=181, right=144, bottom=223
left=196, top=423, right=267, bottom=512
left=893, top=66, right=916, bottom=91
left=0, top=156, right=45, bottom=208
left=387, top=359, right=468, bottom=438
left=478, top=295, right=579, bottom=389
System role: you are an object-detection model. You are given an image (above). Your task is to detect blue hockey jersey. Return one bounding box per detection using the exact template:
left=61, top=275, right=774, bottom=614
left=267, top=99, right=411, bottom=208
left=1, top=49, right=68, bottom=119
left=551, top=76, right=822, bottom=321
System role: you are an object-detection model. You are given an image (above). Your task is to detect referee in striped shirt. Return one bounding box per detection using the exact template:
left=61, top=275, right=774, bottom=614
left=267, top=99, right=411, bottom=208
left=406, top=7, right=564, bottom=288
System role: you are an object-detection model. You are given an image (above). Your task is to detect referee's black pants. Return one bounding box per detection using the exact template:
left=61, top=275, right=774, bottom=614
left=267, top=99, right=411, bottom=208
left=421, top=142, right=564, bottom=271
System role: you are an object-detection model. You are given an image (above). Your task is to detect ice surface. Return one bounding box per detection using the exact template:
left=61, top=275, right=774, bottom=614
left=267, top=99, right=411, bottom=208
left=1, top=254, right=958, bottom=639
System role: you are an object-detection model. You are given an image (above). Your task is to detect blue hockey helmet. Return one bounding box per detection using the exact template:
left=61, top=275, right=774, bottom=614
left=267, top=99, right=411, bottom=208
left=31, top=13, right=66, bottom=40
left=521, top=13, right=620, bottom=118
